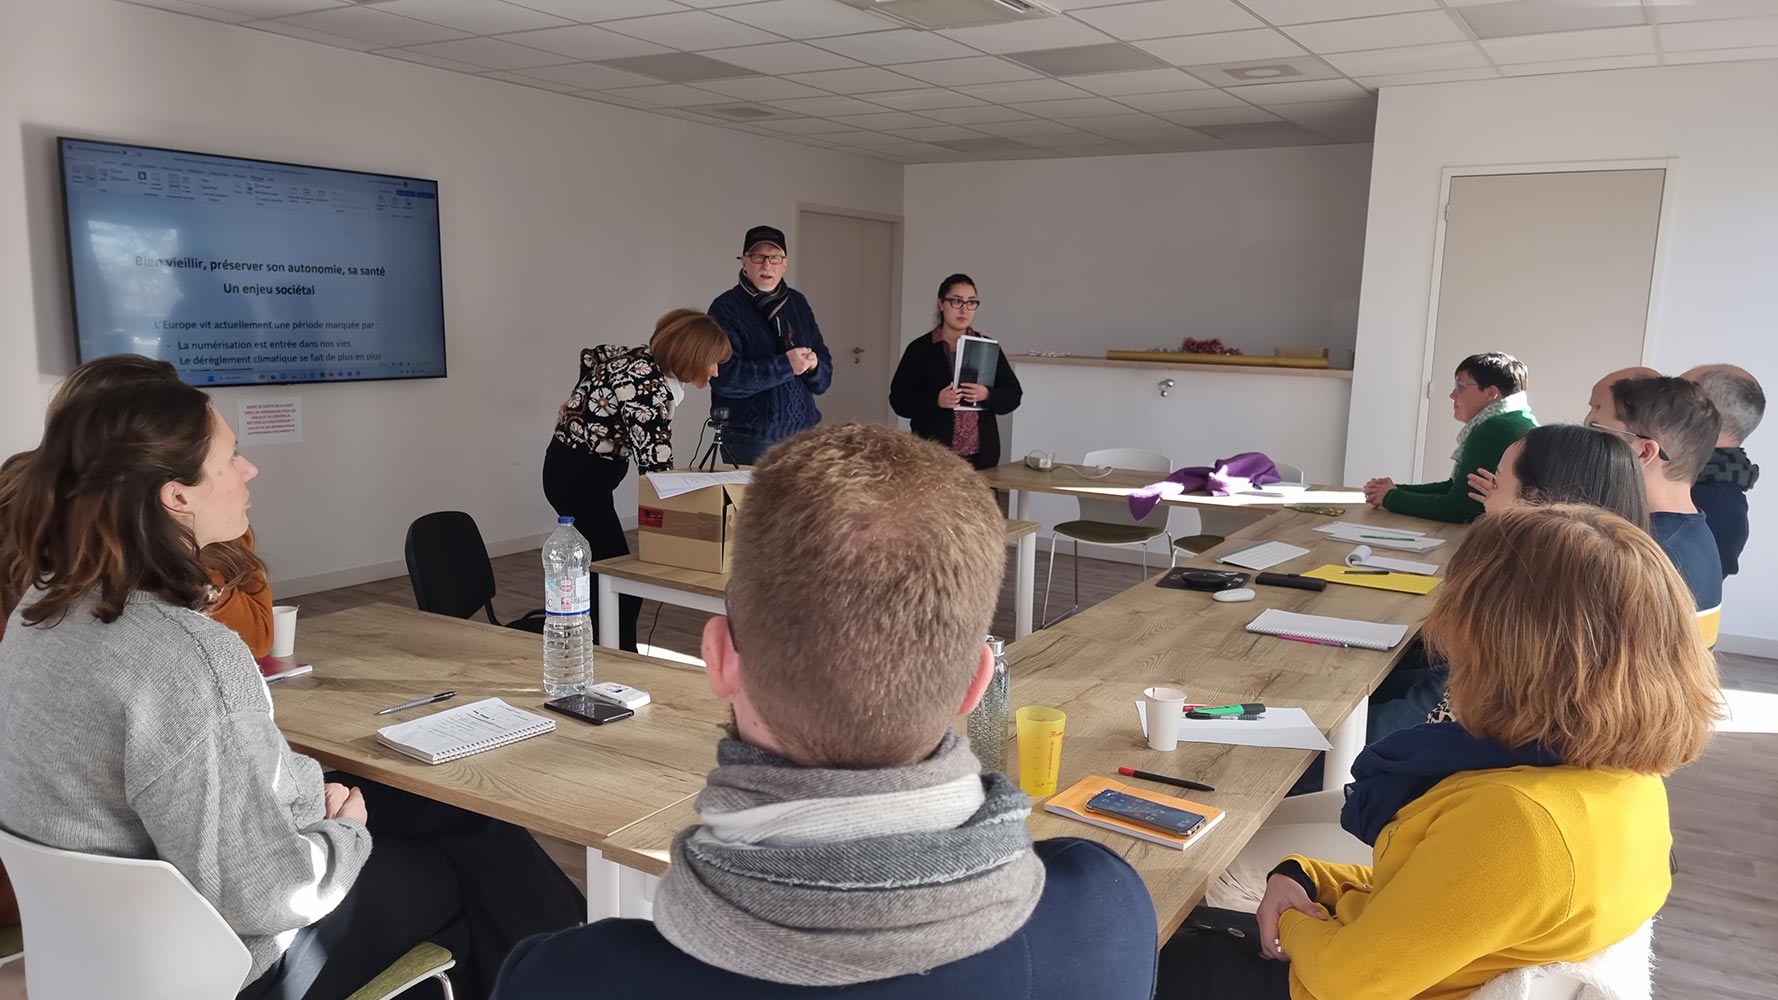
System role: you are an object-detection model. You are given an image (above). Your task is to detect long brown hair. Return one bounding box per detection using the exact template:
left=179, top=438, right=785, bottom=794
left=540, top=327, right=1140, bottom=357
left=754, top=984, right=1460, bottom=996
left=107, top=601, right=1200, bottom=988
left=1423, top=504, right=1721, bottom=773
left=1, top=360, right=227, bottom=626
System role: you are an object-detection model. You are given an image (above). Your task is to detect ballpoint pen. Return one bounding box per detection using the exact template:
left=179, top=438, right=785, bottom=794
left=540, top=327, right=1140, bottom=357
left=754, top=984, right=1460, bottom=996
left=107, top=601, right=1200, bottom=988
left=375, top=691, right=456, bottom=715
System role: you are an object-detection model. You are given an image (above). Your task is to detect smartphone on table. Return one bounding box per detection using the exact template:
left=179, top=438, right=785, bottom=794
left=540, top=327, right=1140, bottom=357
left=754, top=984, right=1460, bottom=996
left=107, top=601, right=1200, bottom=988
left=1085, top=789, right=1208, bottom=838
left=542, top=694, right=634, bottom=726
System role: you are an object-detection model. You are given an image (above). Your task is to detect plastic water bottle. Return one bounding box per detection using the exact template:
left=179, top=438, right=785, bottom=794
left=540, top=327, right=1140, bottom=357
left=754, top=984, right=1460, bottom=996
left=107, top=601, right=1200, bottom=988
left=542, top=516, right=592, bottom=697
left=966, top=635, right=1012, bottom=773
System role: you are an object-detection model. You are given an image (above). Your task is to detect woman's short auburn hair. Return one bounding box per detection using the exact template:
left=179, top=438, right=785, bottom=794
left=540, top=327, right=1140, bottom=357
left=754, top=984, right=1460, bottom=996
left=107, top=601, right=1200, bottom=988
left=1423, top=504, right=1721, bottom=773
left=650, top=309, right=732, bottom=383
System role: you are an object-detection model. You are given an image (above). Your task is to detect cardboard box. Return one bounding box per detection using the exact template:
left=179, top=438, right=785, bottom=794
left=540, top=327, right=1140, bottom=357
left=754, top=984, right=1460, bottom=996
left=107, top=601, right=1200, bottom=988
left=637, top=473, right=745, bottom=574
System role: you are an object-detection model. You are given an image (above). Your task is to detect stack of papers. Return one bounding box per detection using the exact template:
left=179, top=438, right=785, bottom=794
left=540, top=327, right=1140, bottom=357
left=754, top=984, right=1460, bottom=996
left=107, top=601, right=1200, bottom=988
left=1344, top=545, right=1439, bottom=576
left=1133, top=702, right=1332, bottom=751
left=643, top=470, right=752, bottom=500
left=1313, top=521, right=1446, bottom=553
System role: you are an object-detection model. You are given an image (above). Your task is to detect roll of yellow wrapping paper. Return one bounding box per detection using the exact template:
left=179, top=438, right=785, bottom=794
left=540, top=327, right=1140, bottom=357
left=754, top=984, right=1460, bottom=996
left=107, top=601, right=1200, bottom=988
left=1104, top=350, right=1331, bottom=368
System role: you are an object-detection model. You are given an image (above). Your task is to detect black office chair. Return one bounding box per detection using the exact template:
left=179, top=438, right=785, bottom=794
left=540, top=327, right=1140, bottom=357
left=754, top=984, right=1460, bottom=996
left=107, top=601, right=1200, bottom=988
left=405, top=511, right=548, bottom=634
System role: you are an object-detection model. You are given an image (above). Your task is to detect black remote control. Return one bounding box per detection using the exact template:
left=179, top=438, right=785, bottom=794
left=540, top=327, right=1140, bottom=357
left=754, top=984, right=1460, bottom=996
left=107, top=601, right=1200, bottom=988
left=1255, top=572, right=1328, bottom=592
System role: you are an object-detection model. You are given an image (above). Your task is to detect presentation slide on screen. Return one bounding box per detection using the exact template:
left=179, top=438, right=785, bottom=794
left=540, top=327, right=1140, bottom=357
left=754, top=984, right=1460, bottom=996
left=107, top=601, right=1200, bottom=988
left=61, top=141, right=446, bottom=386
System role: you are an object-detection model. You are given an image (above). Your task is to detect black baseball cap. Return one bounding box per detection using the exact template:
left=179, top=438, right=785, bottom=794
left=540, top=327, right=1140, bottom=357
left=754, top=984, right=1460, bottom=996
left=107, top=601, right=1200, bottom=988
left=742, top=225, right=786, bottom=255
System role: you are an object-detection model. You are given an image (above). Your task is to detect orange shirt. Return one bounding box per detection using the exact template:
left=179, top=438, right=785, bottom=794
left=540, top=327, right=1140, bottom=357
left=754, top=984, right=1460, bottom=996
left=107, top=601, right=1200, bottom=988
left=208, top=529, right=274, bottom=659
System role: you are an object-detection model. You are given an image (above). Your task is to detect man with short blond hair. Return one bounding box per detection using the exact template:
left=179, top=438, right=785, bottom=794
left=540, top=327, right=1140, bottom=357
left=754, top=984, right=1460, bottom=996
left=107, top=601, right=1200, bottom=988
left=495, top=423, right=1158, bottom=999
left=1683, top=364, right=1763, bottom=576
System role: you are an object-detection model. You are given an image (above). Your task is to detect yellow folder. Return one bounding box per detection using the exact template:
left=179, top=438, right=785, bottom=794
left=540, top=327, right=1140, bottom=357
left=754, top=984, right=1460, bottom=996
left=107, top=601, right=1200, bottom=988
left=1302, top=564, right=1442, bottom=595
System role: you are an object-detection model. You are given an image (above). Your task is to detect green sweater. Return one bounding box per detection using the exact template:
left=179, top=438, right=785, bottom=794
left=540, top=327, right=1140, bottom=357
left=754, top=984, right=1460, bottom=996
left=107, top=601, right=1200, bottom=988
left=1383, top=409, right=1538, bottom=523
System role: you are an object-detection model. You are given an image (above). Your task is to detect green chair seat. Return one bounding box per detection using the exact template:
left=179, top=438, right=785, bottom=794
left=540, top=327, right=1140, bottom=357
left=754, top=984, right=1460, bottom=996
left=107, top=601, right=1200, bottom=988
left=0, top=923, right=20, bottom=962
left=1052, top=520, right=1165, bottom=546
left=1173, top=533, right=1226, bottom=554
left=345, top=941, right=456, bottom=1000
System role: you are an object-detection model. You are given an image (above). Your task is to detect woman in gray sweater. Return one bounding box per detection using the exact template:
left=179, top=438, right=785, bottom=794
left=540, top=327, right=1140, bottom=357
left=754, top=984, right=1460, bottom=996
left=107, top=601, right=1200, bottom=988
left=0, top=359, right=580, bottom=1000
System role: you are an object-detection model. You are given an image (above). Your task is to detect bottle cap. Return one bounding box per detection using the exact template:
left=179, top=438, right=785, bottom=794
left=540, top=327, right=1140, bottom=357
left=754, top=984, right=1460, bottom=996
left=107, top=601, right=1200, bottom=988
left=985, top=635, right=1005, bottom=656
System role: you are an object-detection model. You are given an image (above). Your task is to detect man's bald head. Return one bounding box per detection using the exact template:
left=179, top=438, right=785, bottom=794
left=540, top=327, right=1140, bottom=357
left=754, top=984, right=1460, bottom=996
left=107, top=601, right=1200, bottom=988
left=1683, top=364, right=1764, bottom=446
left=1587, top=366, right=1662, bottom=425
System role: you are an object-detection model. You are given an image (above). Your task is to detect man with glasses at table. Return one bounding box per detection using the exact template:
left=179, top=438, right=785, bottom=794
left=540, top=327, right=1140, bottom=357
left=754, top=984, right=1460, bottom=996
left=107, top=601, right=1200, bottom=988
left=707, top=225, right=833, bottom=465
left=1586, top=371, right=1725, bottom=644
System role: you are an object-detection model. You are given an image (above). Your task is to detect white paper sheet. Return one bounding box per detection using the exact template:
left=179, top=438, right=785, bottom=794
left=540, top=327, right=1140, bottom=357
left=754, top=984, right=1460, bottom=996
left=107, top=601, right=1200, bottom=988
left=1134, top=702, right=1332, bottom=752
left=644, top=470, right=752, bottom=500
left=1313, top=521, right=1446, bottom=553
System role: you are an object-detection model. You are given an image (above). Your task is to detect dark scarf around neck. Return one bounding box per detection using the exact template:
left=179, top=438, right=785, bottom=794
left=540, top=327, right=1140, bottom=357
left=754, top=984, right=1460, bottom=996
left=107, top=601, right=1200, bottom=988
left=739, top=270, right=793, bottom=346
left=1697, top=447, right=1759, bottom=490
left=1341, top=721, right=1562, bottom=846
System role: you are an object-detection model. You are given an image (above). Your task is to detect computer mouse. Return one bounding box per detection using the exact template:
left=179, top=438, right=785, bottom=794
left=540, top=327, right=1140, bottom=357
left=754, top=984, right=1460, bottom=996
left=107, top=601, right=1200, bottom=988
left=1213, top=588, right=1257, bottom=603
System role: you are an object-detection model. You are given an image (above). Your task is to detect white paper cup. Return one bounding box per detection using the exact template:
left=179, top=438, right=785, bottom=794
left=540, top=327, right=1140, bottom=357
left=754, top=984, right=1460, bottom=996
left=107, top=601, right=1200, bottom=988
left=1143, top=686, right=1188, bottom=752
left=271, top=605, right=298, bottom=658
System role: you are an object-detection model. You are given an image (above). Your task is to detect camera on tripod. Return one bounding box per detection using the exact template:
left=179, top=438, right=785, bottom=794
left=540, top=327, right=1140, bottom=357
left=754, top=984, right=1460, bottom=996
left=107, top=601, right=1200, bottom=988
left=697, top=406, right=733, bottom=471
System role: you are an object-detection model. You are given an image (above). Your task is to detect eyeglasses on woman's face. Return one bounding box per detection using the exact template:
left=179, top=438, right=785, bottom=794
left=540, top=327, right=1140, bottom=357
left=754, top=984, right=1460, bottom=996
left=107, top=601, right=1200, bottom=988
left=941, top=297, right=981, bottom=311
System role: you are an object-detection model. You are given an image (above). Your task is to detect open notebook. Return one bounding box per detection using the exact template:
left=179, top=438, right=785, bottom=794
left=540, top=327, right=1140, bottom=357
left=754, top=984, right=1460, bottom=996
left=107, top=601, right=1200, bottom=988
left=375, top=698, right=555, bottom=765
left=1246, top=608, right=1409, bottom=651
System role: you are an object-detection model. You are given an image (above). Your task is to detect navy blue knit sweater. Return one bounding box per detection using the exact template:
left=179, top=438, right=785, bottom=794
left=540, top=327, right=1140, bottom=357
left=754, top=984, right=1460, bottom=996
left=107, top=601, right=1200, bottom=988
left=708, top=284, right=832, bottom=444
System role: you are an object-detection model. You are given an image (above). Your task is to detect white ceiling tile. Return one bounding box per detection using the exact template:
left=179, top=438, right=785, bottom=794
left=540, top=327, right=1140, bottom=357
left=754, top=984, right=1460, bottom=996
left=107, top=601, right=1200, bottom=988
left=605, top=83, right=742, bottom=106
left=375, top=47, right=485, bottom=71
left=1072, top=113, right=1179, bottom=132
left=1158, top=105, right=1281, bottom=125
left=1355, top=66, right=1500, bottom=86
left=679, top=0, right=787, bottom=7
left=515, top=0, right=689, bottom=19
left=937, top=17, right=1111, bottom=54
left=1662, top=42, right=1778, bottom=61
left=974, top=119, right=1098, bottom=137
left=124, top=0, right=252, bottom=22
left=1499, top=53, right=1661, bottom=74
left=1238, top=0, right=1438, bottom=24
left=957, top=78, right=1091, bottom=102
left=1325, top=41, right=1490, bottom=76
left=856, top=88, right=986, bottom=110
left=605, top=11, right=782, bottom=48
left=717, top=0, right=898, bottom=39
left=1133, top=133, right=1226, bottom=152
left=572, top=91, right=657, bottom=109
left=1073, top=0, right=1262, bottom=41
left=1271, top=97, right=1376, bottom=118
left=885, top=125, right=988, bottom=142
left=811, top=28, right=978, bottom=64
left=1650, top=0, right=1778, bottom=22
left=1065, top=67, right=1211, bottom=95
left=768, top=94, right=885, bottom=115
left=890, top=56, right=1042, bottom=85
left=920, top=105, right=1037, bottom=124
left=1283, top=10, right=1467, bottom=53
left=821, top=131, right=917, bottom=146
left=1018, top=131, right=1127, bottom=149
left=246, top=18, right=385, bottom=50
left=702, top=41, right=864, bottom=73
left=783, top=66, right=928, bottom=92
left=1661, top=13, right=1778, bottom=47
left=490, top=25, right=671, bottom=60
left=278, top=7, right=471, bottom=46
left=1135, top=29, right=1306, bottom=65
left=1116, top=88, right=1250, bottom=110
left=1235, top=77, right=1370, bottom=103
left=374, top=1, right=571, bottom=35
left=155, top=0, right=345, bottom=16
left=693, top=76, right=828, bottom=100
left=403, top=36, right=571, bottom=69
left=1007, top=96, right=1132, bottom=117
left=829, top=111, right=941, bottom=129
left=513, top=61, right=662, bottom=88
left=1454, top=0, right=1649, bottom=39
left=754, top=117, right=863, bottom=133
left=482, top=70, right=583, bottom=92
left=1480, top=25, right=1656, bottom=64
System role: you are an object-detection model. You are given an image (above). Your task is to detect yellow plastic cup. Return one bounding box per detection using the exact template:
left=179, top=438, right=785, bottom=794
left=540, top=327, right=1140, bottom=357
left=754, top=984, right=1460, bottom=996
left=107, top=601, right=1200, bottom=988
left=1015, top=706, right=1067, bottom=797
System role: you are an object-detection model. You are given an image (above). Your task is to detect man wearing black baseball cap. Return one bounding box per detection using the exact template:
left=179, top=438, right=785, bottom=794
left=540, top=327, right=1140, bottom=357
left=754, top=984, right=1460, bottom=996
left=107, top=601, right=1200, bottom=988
left=706, top=225, right=832, bottom=464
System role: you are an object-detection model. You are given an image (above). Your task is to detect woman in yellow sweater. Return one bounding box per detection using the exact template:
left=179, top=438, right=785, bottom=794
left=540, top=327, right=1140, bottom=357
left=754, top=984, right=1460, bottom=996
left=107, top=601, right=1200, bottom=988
left=1162, top=503, right=1721, bottom=998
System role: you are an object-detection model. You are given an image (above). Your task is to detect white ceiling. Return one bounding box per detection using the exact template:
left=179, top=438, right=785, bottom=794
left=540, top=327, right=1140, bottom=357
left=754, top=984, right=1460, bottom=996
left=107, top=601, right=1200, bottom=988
left=121, top=0, right=1778, bottom=164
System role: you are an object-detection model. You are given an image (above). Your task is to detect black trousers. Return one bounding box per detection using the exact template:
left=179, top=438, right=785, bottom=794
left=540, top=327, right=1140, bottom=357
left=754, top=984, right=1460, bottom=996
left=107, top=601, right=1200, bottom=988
left=1156, top=907, right=1293, bottom=1000
left=237, top=780, right=583, bottom=1000
left=541, top=439, right=640, bottom=651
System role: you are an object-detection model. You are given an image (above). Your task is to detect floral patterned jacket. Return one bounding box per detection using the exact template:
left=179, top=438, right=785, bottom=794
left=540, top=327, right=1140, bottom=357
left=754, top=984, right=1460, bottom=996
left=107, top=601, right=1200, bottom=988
left=552, top=344, right=676, bottom=472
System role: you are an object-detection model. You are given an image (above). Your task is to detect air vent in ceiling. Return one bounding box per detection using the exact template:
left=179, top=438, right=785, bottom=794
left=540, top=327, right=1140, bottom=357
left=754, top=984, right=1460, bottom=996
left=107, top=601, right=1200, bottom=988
left=835, top=0, right=1058, bottom=31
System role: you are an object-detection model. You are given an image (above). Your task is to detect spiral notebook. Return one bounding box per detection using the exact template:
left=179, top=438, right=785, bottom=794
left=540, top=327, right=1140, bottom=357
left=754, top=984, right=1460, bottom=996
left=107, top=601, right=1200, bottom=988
left=1246, top=608, right=1408, bottom=651
left=375, top=698, right=556, bottom=765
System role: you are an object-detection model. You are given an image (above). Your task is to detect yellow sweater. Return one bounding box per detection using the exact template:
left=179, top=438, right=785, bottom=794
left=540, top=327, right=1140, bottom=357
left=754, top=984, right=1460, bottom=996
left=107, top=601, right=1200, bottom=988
left=1277, top=766, right=1670, bottom=1000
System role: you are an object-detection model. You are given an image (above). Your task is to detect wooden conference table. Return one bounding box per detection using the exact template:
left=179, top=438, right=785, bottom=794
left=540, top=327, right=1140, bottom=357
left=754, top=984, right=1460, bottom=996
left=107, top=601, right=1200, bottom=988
left=592, top=519, right=1042, bottom=645
left=979, top=461, right=1368, bottom=522
left=277, top=498, right=1462, bottom=936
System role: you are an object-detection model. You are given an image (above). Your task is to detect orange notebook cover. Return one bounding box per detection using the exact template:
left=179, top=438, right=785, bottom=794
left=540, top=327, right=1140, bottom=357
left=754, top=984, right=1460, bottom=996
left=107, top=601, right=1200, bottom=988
left=1043, top=775, right=1225, bottom=850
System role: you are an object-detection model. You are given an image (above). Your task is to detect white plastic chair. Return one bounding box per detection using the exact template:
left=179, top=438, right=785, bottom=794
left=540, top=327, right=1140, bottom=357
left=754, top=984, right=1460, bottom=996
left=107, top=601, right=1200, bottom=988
left=1176, top=460, right=1307, bottom=557
left=1042, top=448, right=1175, bottom=627
left=0, top=827, right=454, bottom=1000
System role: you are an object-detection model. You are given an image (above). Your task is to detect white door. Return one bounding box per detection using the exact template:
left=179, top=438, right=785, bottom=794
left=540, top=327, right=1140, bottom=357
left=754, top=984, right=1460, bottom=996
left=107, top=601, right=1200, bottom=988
left=1418, top=169, right=1666, bottom=478
left=795, top=210, right=896, bottom=425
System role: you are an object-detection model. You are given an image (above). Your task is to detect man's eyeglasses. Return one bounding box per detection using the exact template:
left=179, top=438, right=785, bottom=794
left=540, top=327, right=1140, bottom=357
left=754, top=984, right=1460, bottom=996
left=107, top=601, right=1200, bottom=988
left=1586, top=420, right=1670, bottom=462
left=742, top=253, right=787, bottom=266
left=942, top=297, right=981, bottom=310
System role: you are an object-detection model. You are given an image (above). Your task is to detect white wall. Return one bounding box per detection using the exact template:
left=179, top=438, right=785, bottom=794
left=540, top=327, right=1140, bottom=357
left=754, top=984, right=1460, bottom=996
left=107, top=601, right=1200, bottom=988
left=0, top=0, right=902, bottom=596
left=1345, top=61, right=1778, bottom=652
left=900, top=144, right=1372, bottom=361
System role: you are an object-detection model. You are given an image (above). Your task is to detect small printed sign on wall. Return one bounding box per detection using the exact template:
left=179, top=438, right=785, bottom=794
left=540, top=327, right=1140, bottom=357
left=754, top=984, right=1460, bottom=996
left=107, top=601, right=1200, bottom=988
left=238, top=398, right=302, bottom=445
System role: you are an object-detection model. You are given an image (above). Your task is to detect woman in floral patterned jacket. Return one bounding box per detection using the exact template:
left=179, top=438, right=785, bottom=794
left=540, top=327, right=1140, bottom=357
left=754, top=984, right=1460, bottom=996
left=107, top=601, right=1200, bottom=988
left=543, top=309, right=731, bottom=650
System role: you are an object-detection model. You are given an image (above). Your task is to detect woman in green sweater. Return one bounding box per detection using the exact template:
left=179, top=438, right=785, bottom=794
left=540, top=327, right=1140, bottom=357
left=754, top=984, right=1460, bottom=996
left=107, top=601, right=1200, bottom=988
left=1365, top=352, right=1537, bottom=523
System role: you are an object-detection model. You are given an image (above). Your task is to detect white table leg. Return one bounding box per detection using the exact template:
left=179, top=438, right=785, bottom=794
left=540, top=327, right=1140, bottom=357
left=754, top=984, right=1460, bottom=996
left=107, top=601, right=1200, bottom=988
left=586, top=847, right=622, bottom=921
left=596, top=574, right=619, bottom=651
left=619, top=866, right=660, bottom=920
left=1323, top=698, right=1368, bottom=791
left=1013, top=488, right=1030, bottom=522
left=1014, top=533, right=1035, bottom=639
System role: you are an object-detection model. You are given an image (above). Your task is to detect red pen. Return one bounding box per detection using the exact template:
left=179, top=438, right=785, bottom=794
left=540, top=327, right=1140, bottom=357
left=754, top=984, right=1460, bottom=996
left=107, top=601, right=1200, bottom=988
left=1277, top=633, right=1350, bottom=648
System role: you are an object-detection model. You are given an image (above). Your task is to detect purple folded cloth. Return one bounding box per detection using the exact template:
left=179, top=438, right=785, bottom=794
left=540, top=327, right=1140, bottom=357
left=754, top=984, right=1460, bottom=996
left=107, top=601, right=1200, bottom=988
left=1127, top=452, right=1281, bottom=520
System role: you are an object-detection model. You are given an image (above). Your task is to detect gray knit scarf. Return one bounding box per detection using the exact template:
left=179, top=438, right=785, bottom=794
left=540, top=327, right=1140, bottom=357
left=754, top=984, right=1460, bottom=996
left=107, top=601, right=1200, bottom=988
left=652, top=731, right=1046, bottom=986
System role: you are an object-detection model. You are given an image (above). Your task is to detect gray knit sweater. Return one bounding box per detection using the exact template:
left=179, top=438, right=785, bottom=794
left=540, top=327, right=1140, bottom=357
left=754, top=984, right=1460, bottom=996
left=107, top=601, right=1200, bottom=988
left=0, top=590, right=372, bottom=984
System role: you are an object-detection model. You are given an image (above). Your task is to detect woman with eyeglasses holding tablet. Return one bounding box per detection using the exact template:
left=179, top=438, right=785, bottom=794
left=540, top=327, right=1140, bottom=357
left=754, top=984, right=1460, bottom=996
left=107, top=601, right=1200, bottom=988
left=890, top=274, right=1023, bottom=471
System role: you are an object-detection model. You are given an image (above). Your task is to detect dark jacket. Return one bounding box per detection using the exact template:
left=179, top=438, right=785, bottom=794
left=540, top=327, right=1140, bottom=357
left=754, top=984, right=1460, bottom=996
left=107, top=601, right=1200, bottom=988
left=491, top=838, right=1158, bottom=1000
left=708, top=284, right=832, bottom=444
left=889, top=332, right=1022, bottom=470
